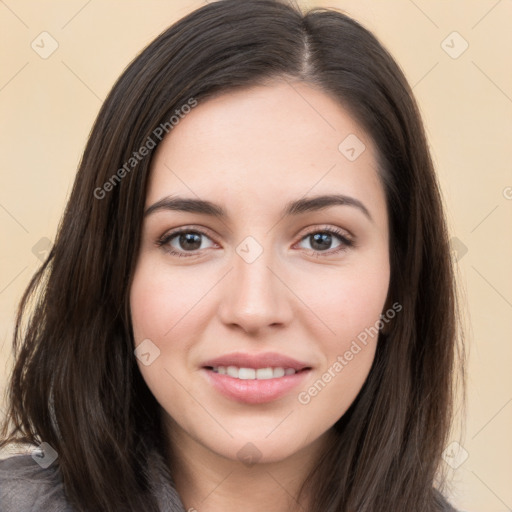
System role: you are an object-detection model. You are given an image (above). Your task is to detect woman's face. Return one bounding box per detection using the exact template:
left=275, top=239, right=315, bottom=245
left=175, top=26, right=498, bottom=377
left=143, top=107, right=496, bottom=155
left=130, top=80, right=390, bottom=465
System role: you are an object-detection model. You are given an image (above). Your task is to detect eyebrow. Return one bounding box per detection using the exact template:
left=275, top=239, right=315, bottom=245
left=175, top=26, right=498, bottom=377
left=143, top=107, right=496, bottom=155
left=144, top=193, right=373, bottom=222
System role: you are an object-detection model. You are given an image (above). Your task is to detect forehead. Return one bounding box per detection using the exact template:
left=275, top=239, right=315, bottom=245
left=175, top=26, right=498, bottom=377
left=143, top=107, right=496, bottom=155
left=146, top=79, right=385, bottom=223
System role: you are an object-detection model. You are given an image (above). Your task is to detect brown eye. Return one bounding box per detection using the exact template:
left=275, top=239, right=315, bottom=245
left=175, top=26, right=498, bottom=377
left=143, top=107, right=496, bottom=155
left=173, top=232, right=203, bottom=251
left=296, top=227, right=354, bottom=256
left=156, top=228, right=216, bottom=257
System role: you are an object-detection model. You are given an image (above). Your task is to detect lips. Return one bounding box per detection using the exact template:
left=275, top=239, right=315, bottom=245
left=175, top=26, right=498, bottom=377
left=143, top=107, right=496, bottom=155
left=201, top=351, right=312, bottom=371
left=200, top=351, right=313, bottom=404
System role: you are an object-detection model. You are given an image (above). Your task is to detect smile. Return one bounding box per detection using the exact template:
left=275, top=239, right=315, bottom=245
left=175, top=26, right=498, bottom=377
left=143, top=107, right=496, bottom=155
left=210, top=366, right=298, bottom=379
left=202, top=367, right=311, bottom=404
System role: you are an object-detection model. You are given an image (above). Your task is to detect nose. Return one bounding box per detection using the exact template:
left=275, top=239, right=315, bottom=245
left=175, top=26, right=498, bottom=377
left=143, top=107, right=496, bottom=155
left=217, top=247, right=293, bottom=335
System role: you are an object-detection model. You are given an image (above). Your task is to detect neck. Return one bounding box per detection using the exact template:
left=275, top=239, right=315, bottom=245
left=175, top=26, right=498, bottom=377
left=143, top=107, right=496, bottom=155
left=163, top=416, right=335, bottom=512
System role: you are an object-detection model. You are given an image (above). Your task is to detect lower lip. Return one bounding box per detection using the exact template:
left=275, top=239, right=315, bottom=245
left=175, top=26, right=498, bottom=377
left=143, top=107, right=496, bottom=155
left=202, top=368, right=311, bottom=404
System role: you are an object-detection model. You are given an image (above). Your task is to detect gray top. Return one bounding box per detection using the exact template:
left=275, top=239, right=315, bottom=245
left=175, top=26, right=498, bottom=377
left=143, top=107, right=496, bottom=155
left=0, top=449, right=459, bottom=511
left=0, top=448, right=186, bottom=511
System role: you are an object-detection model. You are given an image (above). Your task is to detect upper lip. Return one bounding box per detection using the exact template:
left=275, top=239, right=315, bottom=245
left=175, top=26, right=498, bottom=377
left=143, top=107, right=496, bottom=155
left=201, top=351, right=312, bottom=371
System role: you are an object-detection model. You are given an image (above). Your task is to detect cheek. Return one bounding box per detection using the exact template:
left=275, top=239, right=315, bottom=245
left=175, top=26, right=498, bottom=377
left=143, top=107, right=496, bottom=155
left=129, top=263, right=198, bottom=408
left=296, top=271, right=388, bottom=418
left=292, top=255, right=389, bottom=410
left=130, top=262, right=208, bottom=343
left=130, top=263, right=189, bottom=389
left=129, top=261, right=218, bottom=395
left=298, top=342, right=377, bottom=425
left=295, top=258, right=390, bottom=347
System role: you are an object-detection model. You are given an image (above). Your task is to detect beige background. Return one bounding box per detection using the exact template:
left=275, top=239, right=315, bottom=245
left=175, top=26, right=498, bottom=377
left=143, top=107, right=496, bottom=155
left=1, top=1, right=511, bottom=510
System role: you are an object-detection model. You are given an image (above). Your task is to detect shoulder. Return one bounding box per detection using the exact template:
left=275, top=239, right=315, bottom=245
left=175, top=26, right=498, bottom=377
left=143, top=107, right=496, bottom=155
left=0, top=454, right=73, bottom=512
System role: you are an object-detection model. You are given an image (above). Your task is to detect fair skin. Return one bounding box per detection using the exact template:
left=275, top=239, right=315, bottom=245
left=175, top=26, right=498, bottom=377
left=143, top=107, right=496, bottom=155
left=130, top=79, right=390, bottom=512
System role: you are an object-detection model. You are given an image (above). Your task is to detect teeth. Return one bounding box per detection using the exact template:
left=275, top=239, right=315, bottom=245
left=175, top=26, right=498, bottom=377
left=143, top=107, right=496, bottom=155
left=239, top=368, right=256, bottom=379
left=226, top=366, right=238, bottom=378
left=212, top=366, right=298, bottom=380
left=256, top=368, right=273, bottom=379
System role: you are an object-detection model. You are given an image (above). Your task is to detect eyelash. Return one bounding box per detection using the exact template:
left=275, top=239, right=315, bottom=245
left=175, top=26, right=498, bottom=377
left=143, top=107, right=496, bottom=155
left=155, top=225, right=355, bottom=259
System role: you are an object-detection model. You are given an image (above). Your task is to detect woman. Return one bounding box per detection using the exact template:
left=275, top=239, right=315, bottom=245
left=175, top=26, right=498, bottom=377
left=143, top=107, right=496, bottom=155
left=0, top=0, right=463, bottom=510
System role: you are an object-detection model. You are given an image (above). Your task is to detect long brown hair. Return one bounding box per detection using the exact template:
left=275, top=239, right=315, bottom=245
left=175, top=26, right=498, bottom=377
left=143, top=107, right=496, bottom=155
left=1, top=1, right=464, bottom=510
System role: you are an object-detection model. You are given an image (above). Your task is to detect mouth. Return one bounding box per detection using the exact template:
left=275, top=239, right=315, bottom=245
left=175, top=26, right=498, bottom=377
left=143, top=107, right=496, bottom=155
left=201, top=365, right=312, bottom=404
left=199, top=351, right=313, bottom=404
left=204, top=365, right=311, bottom=379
